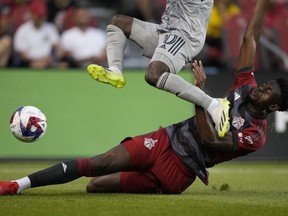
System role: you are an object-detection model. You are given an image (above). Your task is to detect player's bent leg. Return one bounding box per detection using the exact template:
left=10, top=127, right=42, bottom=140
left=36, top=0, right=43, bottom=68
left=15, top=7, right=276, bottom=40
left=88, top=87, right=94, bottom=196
left=145, top=61, right=170, bottom=87
left=87, top=15, right=133, bottom=89
left=89, top=144, right=131, bottom=176
left=109, top=14, right=133, bottom=37
left=86, top=171, right=161, bottom=194
left=87, top=64, right=125, bottom=88
left=120, top=171, right=161, bottom=194
left=86, top=173, right=122, bottom=193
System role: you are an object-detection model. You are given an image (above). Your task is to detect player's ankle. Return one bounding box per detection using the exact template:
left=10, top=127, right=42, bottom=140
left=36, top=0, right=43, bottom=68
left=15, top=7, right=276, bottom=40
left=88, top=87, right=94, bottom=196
left=109, top=66, right=122, bottom=74
left=207, top=98, right=219, bottom=115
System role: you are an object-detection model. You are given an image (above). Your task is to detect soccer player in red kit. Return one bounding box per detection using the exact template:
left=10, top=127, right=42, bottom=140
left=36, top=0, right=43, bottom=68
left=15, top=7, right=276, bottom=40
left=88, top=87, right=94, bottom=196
left=1, top=0, right=288, bottom=195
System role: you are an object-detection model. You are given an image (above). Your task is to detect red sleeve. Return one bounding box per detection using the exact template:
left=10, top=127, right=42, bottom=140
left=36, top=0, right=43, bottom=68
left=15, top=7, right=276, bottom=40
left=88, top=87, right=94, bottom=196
left=230, top=67, right=257, bottom=91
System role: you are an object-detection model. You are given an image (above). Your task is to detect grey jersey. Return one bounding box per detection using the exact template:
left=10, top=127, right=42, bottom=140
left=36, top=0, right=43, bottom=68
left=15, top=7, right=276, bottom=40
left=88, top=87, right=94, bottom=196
left=158, top=0, right=213, bottom=42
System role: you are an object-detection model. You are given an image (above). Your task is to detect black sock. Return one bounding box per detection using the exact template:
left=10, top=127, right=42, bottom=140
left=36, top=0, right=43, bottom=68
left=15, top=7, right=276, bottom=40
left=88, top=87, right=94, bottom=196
left=28, top=159, right=92, bottom=188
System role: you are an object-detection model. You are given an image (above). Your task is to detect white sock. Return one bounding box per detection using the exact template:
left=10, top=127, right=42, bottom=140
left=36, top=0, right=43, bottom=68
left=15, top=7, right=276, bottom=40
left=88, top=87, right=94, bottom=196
left=207, top=99, right=219, bottom=115
left=109, top=66, right=122, bottom=75
left=106, top=24, right=127, bottom=73
left=156, top=73, right=214, bottom=109
left=13, top=176, right=31, bottom=194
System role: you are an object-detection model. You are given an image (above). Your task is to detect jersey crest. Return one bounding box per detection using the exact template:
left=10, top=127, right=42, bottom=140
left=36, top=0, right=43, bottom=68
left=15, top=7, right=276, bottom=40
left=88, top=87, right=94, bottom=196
left=144, top=138, right=158, bottom=150
left=232, top=116, right=245, bottom=130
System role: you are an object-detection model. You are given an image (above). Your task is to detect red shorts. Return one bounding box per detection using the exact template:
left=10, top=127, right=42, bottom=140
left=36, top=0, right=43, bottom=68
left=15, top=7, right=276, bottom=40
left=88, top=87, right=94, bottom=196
left=120, top=127, right=196, bottom=194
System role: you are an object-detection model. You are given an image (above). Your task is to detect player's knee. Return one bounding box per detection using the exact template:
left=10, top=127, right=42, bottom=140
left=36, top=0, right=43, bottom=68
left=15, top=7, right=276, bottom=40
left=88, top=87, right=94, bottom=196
left=145, top=70, right=158, bottom=87
left=86, top=179, right=104, bottom=193
left=86, top=180, right=96, bottom=193
left=109, top=14, right=133, bottom=37
left=145, top=63, right=167, bottom=87
left=86, top=175, right=121, bottom=193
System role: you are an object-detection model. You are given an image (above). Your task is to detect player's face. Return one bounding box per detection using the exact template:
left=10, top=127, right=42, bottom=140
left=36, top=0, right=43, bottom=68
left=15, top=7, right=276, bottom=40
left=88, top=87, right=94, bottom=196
left=248, top=80, right=281, bottom=108
left=74, top=9, right=90, bottom=27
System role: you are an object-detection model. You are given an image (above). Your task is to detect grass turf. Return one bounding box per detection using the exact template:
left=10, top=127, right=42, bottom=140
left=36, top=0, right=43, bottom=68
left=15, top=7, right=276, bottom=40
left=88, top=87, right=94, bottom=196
left=1, top=69, right=288, bottom=215
left=0, top=161, right=287, bottom=216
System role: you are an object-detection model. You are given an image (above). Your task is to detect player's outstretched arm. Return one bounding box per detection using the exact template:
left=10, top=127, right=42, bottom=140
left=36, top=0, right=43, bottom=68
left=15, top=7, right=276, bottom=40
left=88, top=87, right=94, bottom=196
left=237, top=0, right=270, bottom=70
left=193, top=60, right=234, bottom=151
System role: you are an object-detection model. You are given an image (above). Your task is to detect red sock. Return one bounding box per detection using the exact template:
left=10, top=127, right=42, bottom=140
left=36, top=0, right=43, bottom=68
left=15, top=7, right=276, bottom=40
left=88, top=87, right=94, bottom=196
left=77, top=158, right=92, bottom=177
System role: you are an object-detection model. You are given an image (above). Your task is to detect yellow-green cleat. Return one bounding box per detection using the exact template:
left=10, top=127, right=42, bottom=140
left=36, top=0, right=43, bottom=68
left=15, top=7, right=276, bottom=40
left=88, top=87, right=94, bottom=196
left=87, top=64, right=125, bottom=88
left=212, top=98, right=231, bottom=138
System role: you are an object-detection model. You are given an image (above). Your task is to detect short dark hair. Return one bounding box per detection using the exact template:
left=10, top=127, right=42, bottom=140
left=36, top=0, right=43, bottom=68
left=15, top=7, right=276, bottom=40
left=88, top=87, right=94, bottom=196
left=276, top=78, right=288, bottom=111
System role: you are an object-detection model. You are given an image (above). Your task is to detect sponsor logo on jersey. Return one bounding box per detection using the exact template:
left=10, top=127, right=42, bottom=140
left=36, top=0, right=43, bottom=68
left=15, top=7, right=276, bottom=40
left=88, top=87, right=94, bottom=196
left=238, top=132, right=243, bottom=143
left=144, top=138, right=158, bottom=150
left=238, top=133, right=253, bottom=144
left=234, top=92, right=241, bottom=101
left=232, top=117, right=245, bottom=130
left=244, top=136, right=254, bottom=145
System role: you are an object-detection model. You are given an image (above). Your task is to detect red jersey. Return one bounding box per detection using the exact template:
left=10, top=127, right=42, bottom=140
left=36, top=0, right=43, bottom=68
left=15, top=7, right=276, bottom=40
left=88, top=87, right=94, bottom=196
left=166, top=66, right=267, bottom=184
left=205, top=66, right=267, bottom=167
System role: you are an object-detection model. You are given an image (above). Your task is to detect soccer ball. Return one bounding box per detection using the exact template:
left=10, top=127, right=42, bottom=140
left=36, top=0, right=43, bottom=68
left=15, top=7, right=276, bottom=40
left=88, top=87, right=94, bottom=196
left=9, top=106, right=47, bottom=143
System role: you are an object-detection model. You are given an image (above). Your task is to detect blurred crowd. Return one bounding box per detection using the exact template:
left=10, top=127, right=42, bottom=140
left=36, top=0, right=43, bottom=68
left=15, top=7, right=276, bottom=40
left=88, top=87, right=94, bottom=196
left=199, top=0, right=288, bottom=72
left=0, top=0, right=288, bottom=72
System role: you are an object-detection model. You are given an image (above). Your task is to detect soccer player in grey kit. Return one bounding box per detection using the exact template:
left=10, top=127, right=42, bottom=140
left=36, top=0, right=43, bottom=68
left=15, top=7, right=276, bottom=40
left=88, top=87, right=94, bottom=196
left=87, top=0, right=230, bottom=138
left=1, top=0, right=288, bottom=195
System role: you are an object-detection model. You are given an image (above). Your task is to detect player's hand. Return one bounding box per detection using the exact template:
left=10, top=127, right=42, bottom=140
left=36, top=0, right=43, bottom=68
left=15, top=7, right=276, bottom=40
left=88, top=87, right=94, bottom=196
left=192, top=60, right=206, bottom=90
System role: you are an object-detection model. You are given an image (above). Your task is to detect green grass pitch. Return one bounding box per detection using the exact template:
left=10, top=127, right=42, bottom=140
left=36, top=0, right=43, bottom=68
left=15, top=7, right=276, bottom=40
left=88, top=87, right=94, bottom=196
left=0, top=161, right=288, bottom=216
left=1, top=69, right=288, bottom=215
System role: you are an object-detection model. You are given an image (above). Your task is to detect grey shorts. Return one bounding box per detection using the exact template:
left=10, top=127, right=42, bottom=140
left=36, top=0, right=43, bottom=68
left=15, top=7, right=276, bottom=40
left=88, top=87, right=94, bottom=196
left=129, top=18, right=205, bottom=73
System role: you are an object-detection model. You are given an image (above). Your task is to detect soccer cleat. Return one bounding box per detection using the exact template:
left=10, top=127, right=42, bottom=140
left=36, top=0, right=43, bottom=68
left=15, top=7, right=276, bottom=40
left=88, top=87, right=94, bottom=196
left=0, top=181, right=19, bottom=195
left=211, top=99, right=231, bottom=138
left=87, top=64, right=125, bottom=88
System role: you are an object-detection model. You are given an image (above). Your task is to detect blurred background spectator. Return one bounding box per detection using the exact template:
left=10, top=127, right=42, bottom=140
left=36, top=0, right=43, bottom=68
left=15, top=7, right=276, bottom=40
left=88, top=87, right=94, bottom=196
left=198, top=0, right=241, bottom=69
left=13, top=1, right=62, bottom=68
left=46, top=0, right=75, bottom=25
left=46, top=0, right=95, bottom=32
left=260, top=0, right=288, bottom=71
left=59, top=6, right=106, bottom=68
left=0, top=0, right=287, bottom=71
left=59, top=2, right=97, bottom=32
left=10, top=0, right=32, bottom=34
left=0, top=4, right=12, bottom=67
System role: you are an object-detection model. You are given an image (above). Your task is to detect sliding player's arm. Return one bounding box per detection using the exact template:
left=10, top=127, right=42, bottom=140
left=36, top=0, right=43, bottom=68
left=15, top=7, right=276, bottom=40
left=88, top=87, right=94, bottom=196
left=193, top=60, right=234, bottom=151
